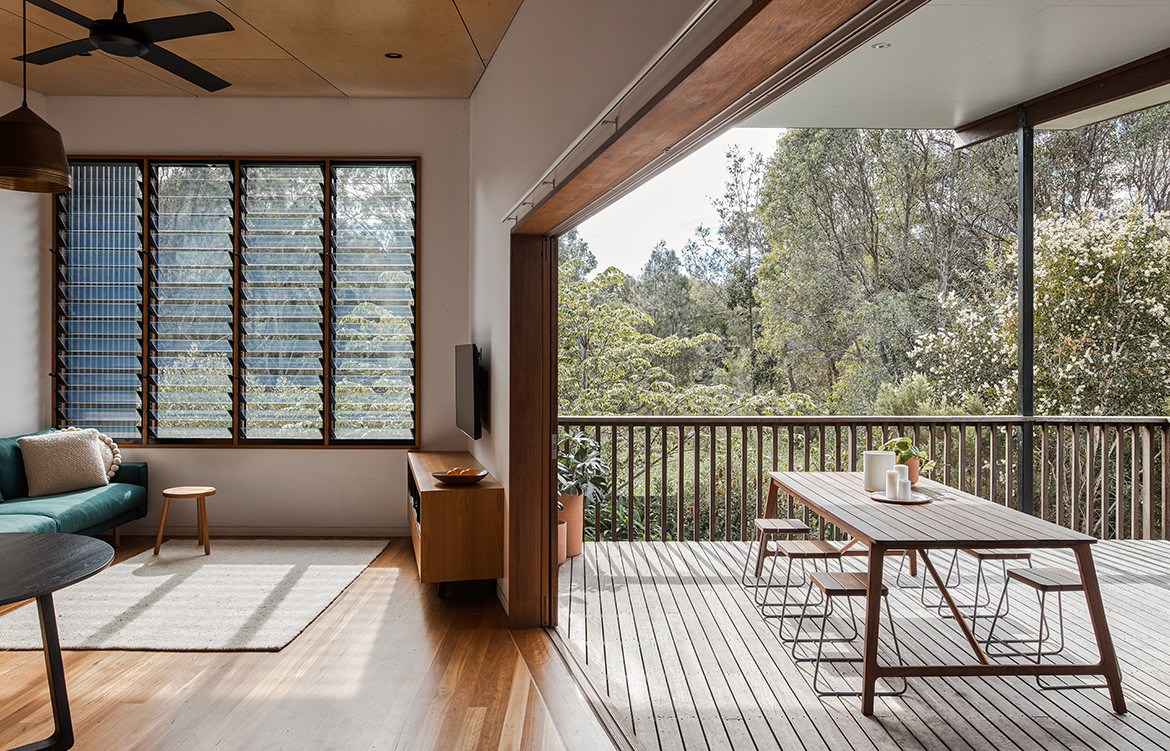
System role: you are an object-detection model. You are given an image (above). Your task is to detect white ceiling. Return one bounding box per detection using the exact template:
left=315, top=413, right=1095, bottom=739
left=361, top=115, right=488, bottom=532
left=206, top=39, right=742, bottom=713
left=743, top=0, right=1170, bottom=131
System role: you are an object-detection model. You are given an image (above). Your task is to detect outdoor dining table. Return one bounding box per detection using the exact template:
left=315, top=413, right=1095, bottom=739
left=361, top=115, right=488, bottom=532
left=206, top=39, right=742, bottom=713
left=764, top=471, right=1127, bottom=716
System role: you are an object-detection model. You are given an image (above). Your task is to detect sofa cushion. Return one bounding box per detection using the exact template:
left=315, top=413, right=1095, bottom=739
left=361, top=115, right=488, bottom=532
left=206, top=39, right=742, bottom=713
left=0, top=483, right=146, bottom=534
left=0, top=429, right=54, bottom=501
left=19, top=429, right=110, bottom=497
left=0, top=513, right=58, bottom=533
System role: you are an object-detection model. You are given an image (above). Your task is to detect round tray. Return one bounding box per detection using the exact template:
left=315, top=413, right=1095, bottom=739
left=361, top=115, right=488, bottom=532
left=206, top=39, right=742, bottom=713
left=870, top=491, right=931, bottom=505
left=432, top=470, right=489, bottom=485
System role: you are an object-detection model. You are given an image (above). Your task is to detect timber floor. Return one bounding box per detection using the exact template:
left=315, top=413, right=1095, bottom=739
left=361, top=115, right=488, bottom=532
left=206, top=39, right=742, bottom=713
left=557, top=539, right=1170, bottom=751
left=0, top=536, right=610, bottom=751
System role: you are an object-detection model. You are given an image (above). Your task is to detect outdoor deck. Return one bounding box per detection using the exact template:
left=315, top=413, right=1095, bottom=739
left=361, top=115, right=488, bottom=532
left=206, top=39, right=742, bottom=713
left=556, top=539, right=1170, bottom=751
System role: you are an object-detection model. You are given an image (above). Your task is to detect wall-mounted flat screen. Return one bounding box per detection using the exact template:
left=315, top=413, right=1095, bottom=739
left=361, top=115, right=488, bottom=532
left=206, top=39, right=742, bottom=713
left=455, top=344, right=482, bottom=440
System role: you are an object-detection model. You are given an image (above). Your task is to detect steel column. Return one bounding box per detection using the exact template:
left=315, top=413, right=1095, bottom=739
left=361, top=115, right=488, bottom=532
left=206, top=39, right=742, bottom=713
left=1017, top=107, right=1035, bottom=515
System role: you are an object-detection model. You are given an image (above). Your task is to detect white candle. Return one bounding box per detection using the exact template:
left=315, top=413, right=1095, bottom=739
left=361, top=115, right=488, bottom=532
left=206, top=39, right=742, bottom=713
left=894, top=463, right=909, bottom=483
left=886, top=469, right=900, bottom=499
left=898, top=479, right=912, bottom=501
left=864, top=451, right=896, bottom=491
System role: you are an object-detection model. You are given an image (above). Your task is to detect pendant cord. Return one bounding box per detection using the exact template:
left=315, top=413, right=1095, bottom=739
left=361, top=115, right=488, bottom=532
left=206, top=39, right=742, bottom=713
left=21, top=0, right=27, bottom=107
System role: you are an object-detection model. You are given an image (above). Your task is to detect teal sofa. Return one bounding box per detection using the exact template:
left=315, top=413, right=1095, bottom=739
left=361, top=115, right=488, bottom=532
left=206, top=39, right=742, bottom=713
left=0, top=430, right=148, bottom=535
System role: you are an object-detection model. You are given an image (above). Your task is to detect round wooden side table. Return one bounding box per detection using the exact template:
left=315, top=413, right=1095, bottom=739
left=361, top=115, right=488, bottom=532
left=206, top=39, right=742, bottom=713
left=154, top=486, right=217, bottom=555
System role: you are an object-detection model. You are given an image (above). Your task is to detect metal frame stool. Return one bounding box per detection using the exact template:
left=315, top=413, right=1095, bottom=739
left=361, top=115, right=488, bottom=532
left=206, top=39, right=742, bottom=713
left=984, top=566, right=1108, bottom=691
left=789, top=570, right=907, bottom=698
left=740, top=517, right=810, bottom=590
left=760, top=540, right=845, bottom=636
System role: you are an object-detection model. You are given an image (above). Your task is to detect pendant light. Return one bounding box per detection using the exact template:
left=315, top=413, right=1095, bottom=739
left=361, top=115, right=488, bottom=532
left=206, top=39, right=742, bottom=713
left=0, top=0, right=70, bottom=193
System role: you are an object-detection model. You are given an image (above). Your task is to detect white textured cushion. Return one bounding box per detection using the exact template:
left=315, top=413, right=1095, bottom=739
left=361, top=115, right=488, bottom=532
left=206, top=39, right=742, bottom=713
left=59, top=427, right=121, bottom=478
left=18, top=429, right=110, bottom=497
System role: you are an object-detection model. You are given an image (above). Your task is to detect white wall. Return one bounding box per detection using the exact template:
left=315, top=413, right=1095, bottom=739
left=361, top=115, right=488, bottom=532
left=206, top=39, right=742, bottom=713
left=34, top=96, right=471, bottom=536
left=468, top=0, right=713, bottom=606
left=0, top=82, right=49, bottom=436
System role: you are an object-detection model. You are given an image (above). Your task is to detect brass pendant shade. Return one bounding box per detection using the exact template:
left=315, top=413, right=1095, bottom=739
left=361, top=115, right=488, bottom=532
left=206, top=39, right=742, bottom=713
left=0, top=104, right=71, bottom=193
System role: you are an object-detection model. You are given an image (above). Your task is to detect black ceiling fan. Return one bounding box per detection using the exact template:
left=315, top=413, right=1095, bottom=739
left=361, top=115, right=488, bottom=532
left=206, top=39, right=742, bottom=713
left=16, top=0, right=235, bottom=92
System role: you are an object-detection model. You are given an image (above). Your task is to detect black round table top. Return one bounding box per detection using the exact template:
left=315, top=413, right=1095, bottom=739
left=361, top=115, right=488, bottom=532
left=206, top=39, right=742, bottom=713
left=0, top=533, right=114, bottom=607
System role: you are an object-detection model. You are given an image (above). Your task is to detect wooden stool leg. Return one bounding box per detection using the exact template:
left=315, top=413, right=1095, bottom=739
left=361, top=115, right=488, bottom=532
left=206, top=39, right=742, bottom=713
left=198, top=497, right=210, bottom=555
left=113, top=527, right=120, bottom=547
left=154, top=498, right=172, bottom=555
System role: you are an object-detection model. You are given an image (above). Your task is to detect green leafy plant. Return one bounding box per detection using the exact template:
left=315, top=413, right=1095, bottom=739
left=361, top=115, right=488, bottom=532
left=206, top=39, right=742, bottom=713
left=878, top=435, right=936, bottom=472
left=557, top=430, right=610, bottom=504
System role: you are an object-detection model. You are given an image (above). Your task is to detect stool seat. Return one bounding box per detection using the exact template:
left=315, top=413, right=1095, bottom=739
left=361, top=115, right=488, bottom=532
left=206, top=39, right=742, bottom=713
left=776, top=540, right=842, bottom=559
left=811, top=570, right=888, bottom=597
left=162, top=486, right=217, bottom=499
left=962, top=548, right=1032, bottom=561
left=755, top=518, right=810, bottom=534
left=1006, top=567, right=1083, bottom=592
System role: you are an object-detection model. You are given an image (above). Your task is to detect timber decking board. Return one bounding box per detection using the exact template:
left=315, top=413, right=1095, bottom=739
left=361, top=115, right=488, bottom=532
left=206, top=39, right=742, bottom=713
left=558, top=539, right=1170, bottom=751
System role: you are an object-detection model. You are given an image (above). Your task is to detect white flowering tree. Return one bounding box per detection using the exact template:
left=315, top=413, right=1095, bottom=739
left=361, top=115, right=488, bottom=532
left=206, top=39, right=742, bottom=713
left=914, top=209, right=1170, bottom=415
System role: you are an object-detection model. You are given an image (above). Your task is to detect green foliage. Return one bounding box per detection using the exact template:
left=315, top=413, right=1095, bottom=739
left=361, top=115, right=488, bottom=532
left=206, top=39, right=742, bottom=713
left=915, top=210, right=1170, bottom=415
left=557, top=430, right=610, bottom=503
left=877, top=435, right=936, bottom=472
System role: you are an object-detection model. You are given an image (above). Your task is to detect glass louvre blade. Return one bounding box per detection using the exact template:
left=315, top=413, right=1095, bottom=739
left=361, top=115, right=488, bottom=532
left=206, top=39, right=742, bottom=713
left=331, top=164, right=416, bottom=441
left=149, top=163, right=235, bottom=440
left=56, top=162, right=145, bottom=440
left=241, top=164, right=326, bottom=440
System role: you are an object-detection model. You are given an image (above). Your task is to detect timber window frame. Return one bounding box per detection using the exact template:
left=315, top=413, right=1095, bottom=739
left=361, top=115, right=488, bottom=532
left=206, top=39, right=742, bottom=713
left=53, top=156, right=420, bottom=448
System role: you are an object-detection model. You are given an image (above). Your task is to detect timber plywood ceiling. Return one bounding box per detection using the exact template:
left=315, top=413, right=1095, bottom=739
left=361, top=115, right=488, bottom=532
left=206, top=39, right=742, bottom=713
left=0, top=0, right=524, bottom=97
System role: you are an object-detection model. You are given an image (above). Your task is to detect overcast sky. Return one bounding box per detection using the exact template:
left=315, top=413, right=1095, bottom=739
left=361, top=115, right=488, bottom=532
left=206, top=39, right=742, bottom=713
left=574, top=127, right=783, bottom=276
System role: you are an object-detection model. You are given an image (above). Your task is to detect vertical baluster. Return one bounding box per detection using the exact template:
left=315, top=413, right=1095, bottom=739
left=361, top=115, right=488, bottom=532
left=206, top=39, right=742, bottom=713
left=740, top=424, right=748, bottom=541
left=834, top=424, right=842, bottom=471
left=1039, top=424, right=1049, bottom=522
left=643, top=425, right=651, bottom=542
left=771, top=424, right=779, bottom=472
left=1084, top=424, right=1095, bottom=536
left=756, top=426, right=764, bottom=519
left=988, top=423, right=998, bottom=505
left=819, top=424, right=827, bottom=471
left=1056, top=423, right=1066, bottom=529
left=847, top=423, right=856, bottom=471
left=787, top=425, right=795, bottom=518
left=1162, top=424, right=1169, bottom=540
left=626, top=425, right=634, bottom=542
left=724, top=425, right=733, bottom=542
left=693, top=424, right=701, bottom=543
left=803, top=424, right=811, bottom=471
left=710, top=425, right=717, bottom=543
left=661, top=425, right=668, bottom=542
left=958, top=423, right=967, bottom=493
left=609, top=427, right=617, bottom=541
left=1114, top=424, right=1123, bottom=541
left=1095, top=423, right=1104, bottom=535
left=1141, top=425, right=1152, bottom=540
left=943, top=422, right=953, bottom=488
left=1071, top=424, right=1081, bottom=534
left=1130, top=425, right=1138, bottom=540
left=865, top=423, right=874, bottom=451
left=677, top=425, right=685, bottom=544
left=1005, top=423, right=1014, bottom=510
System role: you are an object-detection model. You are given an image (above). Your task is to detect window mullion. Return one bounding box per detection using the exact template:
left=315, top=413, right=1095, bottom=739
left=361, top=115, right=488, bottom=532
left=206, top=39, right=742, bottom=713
left=232, top=159, right=243, bottom=445
left=322, top=160, right=333, bottom=446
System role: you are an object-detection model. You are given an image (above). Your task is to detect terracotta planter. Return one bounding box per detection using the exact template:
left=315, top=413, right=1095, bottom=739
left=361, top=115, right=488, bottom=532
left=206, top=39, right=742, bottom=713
left=557, top=520, right=567, bottom=565
left=905, top=456, right=920, bottom=485
left=558, top=493, right=584, bottom=557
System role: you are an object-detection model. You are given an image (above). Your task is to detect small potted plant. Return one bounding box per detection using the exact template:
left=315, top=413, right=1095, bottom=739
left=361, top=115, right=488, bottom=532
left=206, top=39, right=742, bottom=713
left=557, top=430, right=609, bottom=557
left=878, top=436, right=935, bottom=485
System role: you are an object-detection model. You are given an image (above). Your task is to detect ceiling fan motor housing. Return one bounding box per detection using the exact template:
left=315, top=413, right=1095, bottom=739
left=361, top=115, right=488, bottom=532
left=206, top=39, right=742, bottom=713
left=89, top=18, right=148, bottom=57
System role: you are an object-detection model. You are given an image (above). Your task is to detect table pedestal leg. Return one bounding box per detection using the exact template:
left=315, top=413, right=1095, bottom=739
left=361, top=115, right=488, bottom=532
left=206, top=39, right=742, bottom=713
left=861, top=545, right=886, bottom=715
left=12, top=594, right=75, bottom=751
left=1074, top=543, right=1127, bottom=713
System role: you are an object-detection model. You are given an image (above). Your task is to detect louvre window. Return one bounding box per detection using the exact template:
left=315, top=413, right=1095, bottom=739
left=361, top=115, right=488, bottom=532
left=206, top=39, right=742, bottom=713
left=54, top=163, right=145, bottom=440
left=53, top=158, right=418, bottom=446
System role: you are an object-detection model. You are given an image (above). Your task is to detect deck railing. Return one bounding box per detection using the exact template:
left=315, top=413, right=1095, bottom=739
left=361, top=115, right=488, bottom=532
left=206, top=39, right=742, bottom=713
left=557, top=415, right=1170, bottom=543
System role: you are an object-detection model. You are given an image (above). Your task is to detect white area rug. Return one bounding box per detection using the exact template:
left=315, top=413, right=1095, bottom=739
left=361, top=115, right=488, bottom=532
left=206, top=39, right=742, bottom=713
left=0, top=538, right=388, bottom=651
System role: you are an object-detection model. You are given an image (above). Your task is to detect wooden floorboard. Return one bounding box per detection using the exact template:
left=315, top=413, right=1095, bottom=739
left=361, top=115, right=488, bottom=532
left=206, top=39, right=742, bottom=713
left=0, top=536, right=606, bottom=751
left=558, top=539, right=1170, bottom=751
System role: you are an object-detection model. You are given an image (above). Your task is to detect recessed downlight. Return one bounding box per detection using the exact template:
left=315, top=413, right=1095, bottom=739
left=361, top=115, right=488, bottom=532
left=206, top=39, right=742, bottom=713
left=871, top=42, right=891, bottom=50
left=384, top=52, right=403, bottom=59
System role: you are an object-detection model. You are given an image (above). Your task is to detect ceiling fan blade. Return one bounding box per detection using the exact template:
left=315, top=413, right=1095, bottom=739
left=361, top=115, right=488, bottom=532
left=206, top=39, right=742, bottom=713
left=133, top=12, right=234, bottom=44
left=17, top=38, right=95, bottom=65
left=141, top=45, right=229, bottom=92
left=26, top=0, right=93, bottom=29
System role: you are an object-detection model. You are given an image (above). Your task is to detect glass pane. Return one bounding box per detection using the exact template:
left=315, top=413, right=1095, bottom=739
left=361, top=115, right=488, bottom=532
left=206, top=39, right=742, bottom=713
left=56, top=162, right=144, bottom=440
left=241, top=164, right=326, bottom=440
left=149, top=163, right=235, bottom=440
left=331, top=164, right=416, bottom=441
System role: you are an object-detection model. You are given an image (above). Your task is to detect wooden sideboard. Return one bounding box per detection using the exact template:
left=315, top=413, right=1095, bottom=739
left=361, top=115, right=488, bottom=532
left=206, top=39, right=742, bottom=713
left=406, top=451, right=504, bottom=585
